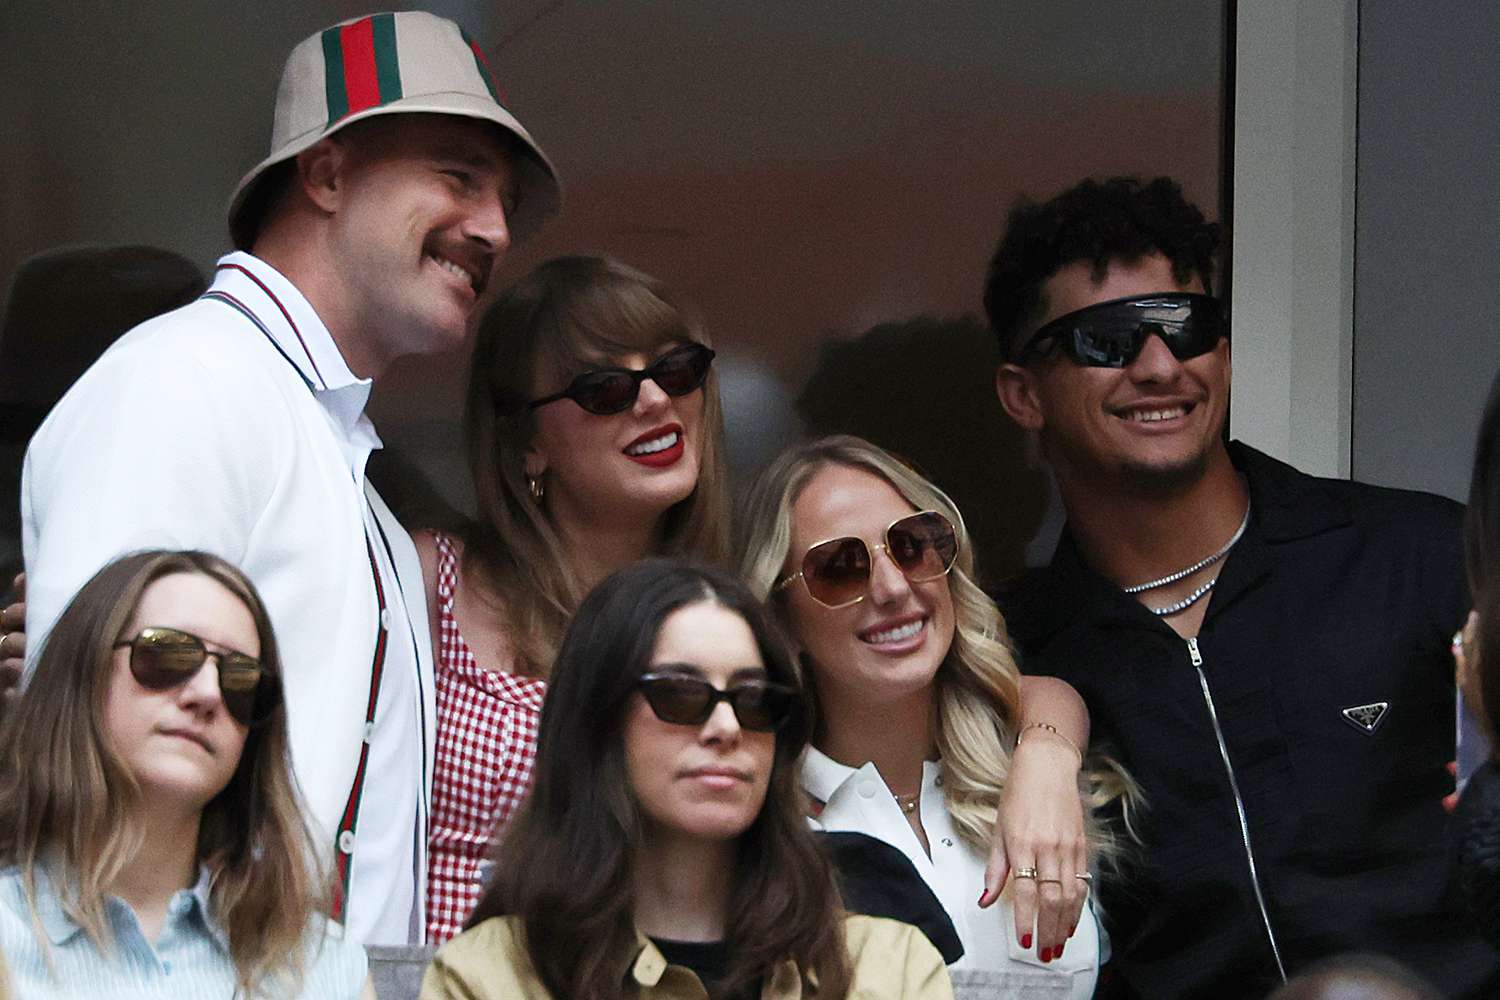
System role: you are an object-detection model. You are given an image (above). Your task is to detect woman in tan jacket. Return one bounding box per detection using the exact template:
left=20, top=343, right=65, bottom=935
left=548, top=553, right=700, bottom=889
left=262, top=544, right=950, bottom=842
left=422, top=559, right=952, bottom=1000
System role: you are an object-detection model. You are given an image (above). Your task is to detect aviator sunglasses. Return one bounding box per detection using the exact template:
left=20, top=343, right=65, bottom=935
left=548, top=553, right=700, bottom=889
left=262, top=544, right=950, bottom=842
left=528, top=342, right=716, bottom=415
left=637, top=672, right=798, bottom=732
left=1017, top=293, right=1227, bottom=368
left=774, top=510, right=960, bottom=610
left=114, top=626, right=281, bottom=727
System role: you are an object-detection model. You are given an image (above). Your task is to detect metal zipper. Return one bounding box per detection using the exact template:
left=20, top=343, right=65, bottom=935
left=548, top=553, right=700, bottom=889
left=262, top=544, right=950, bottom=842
left=1186, top=636, right=1287, bottom=983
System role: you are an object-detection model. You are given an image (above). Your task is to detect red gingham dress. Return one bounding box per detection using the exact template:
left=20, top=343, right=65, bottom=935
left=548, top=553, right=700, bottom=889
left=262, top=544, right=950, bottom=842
left=424, top=531, right=547, bottom=944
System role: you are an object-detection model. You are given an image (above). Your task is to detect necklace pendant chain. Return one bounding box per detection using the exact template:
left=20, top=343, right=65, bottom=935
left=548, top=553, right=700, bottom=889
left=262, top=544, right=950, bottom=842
left=1123, top=502, right=1252, bottom=596
left=892, top=791, right=920, bottom=815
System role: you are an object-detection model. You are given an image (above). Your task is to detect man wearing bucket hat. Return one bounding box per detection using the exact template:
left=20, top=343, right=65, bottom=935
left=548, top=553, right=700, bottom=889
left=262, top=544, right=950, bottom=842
left=20, top=11, right=560, bottom=946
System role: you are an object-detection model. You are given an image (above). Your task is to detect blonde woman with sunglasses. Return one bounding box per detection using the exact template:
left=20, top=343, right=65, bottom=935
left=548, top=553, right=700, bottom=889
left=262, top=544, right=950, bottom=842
left=740, top=436, right=1133, bottom=998
left=0, top=550, right=370, bottom=998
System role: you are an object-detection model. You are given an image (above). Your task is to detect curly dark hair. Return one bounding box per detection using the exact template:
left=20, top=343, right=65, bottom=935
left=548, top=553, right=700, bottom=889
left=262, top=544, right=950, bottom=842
left=983, top=176, right=1221, bottom=359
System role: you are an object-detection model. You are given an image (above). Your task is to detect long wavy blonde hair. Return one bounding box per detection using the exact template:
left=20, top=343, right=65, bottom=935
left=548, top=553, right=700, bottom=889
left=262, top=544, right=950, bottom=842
left=739, top=435, right=1134, bottom=859
left=463, top=256, right=733, bottom=676
left=0, top=551, right=329, bottom=997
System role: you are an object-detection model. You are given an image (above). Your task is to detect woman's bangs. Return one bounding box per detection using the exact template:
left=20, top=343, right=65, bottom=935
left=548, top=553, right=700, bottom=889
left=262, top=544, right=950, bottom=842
left=540, top=287, right=701, bottom=381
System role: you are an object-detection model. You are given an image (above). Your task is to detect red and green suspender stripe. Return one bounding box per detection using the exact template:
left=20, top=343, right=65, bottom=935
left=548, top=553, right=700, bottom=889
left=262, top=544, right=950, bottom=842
left=200, top=280, right=397, bottom=923
left=331, top=536, right=390, bottom=922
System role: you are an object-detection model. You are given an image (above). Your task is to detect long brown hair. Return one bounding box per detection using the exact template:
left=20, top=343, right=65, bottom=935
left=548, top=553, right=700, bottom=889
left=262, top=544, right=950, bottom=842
left=738, top=435, right=1137, bottom=860
left=468, top=559, right=851, bottom=999
left=0, top=551, right=328, bottom=997
left=463, top=256, right=732, bottom=676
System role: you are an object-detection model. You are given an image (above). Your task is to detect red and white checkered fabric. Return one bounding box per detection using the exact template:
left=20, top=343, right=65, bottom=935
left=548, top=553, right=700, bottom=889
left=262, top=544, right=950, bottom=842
left=424, top=531, right=547, bottom=944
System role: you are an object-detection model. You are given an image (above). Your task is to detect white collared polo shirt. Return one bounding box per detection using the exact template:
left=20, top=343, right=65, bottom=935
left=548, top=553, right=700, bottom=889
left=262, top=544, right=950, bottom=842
left=22, top=252, right=434, bottom=945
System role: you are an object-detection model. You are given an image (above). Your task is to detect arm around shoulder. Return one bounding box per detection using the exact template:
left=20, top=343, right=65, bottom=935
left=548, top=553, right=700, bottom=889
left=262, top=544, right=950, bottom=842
left=1016, top=674, right=1089, bottom=751
left=985, top=674, right=1090, bottom=955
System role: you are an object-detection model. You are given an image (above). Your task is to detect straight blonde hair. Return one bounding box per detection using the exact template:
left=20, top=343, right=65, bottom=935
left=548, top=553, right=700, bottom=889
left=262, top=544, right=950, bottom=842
left=0, top=551, right=329, bottom=997
left=738, top=435, right=1136, bottom=860
left=463, top=256, right=733, bottom=676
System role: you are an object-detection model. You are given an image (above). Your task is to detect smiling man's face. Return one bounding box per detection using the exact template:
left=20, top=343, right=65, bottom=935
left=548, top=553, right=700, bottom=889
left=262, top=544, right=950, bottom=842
left=323, top=113, right=517, bottom=371
left=1003, top=253, right=1230, bottom=492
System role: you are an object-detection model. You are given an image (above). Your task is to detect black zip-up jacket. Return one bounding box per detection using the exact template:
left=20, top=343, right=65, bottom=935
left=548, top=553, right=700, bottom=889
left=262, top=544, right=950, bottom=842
left=1001, top=443, right=1500, bottom=999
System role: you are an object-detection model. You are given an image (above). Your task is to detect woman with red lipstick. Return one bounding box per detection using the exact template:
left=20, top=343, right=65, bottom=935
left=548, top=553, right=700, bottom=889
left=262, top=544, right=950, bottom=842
left=412, top=256, right=733, bottom=942
left=0, top=551, right=371, bottom=997
left=740, top=436, right=1135, bottom=999
left=423, top=558, right=953, bottom=999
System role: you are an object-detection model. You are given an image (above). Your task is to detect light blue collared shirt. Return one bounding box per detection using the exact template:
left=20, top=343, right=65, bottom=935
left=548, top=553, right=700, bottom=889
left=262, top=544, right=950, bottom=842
left=0, top=863, right=368, bottom=998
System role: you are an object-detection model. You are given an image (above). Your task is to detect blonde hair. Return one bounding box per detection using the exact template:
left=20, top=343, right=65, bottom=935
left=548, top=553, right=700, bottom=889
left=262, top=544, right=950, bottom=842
left=0, top=551, right=329, bottom=997
left=463, top=256, right=733, bottom=676
left=738, top=435, right=1135, bottom=860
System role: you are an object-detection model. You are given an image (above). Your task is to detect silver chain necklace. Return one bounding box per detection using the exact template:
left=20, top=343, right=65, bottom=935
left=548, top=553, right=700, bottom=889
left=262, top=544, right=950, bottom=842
left=1148, top=576, right=1220, bottom=616
left=1122, top=503, right=1251, bottom=616
left=1122, top=503, right=1251, bottom=594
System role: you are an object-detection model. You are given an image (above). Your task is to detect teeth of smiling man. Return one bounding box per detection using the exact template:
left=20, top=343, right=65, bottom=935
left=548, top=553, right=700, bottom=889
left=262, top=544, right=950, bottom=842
left=1128, top=407, right=1186, bottom=423
left=625, top=431, right=680, bottom=456
left=864, top=619, right=924, bottom=644
left=428, top=254, right=472, bottom=286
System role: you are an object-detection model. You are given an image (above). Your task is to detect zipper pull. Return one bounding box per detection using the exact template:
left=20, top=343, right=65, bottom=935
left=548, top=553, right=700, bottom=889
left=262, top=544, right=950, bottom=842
left=1186, top=636, right=1203, bottom=667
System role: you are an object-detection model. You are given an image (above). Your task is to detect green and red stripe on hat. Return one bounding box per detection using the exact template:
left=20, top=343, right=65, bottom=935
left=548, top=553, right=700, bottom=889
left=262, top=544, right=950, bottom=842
left=227, top=10, right=561, bottom=249
left=318, top=13, right=508, bottom=125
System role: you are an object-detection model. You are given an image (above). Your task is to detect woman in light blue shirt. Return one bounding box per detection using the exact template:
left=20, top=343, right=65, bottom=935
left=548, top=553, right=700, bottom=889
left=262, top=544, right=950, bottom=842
left=0, top=550, right=371, bottom=998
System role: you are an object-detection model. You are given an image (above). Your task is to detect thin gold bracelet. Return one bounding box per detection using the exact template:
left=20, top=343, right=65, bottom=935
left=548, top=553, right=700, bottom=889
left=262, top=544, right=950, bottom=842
left=1014, top=722, right=1083, bottom=766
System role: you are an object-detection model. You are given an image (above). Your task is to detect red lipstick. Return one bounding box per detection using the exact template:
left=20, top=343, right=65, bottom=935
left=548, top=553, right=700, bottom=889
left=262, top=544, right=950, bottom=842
left=623, top=424, right=685, bottom=468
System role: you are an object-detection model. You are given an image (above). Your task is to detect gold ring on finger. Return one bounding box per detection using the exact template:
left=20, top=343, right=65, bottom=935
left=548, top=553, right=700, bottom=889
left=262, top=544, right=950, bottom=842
left=1014, top=867, right=1038, bottom=879
left=1074, top=873, right=1093, bottom=883
left=1037, top=877, right=1063, bottom=885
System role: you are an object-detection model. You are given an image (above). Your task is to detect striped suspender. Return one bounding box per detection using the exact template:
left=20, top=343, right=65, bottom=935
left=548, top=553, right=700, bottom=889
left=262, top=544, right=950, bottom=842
left=200, top=291, right=315, bottom=391
left=202, top=285, right=404, bottom=922
left=331, top=536, right=391, bottom=919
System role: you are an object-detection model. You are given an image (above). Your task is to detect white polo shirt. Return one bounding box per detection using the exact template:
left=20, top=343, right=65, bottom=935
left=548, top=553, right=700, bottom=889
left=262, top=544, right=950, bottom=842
left=802, top=747, right=1101, bottom=999
left=21, top=252, right=434, bottom=946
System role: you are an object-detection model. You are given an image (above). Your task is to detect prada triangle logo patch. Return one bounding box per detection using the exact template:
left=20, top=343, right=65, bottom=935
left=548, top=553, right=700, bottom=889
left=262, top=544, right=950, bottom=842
left=1341, top=701, right=1390, bottom=734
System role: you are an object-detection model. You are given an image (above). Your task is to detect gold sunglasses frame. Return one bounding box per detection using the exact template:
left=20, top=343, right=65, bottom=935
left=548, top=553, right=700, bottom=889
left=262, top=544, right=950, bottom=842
left=772, top=509, right=959, bottom=610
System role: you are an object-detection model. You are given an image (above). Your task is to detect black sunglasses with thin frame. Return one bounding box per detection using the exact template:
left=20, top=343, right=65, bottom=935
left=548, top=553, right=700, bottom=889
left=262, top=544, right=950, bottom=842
left=115, top=626, right=281, bottom=727
left=637, top=672, right=797, bottom=732
left=527, top=342, right=716, bottom=415
left=1017, top=293, right=1227, bottom=368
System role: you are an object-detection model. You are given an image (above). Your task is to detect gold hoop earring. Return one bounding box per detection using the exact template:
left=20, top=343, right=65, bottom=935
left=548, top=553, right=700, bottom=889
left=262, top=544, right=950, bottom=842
left=527, top=474, right=545, bottom=504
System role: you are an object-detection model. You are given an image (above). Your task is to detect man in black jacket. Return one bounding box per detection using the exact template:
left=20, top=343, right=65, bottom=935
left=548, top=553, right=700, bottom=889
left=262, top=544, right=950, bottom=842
left=987, top=175, right=1499, bottom=998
